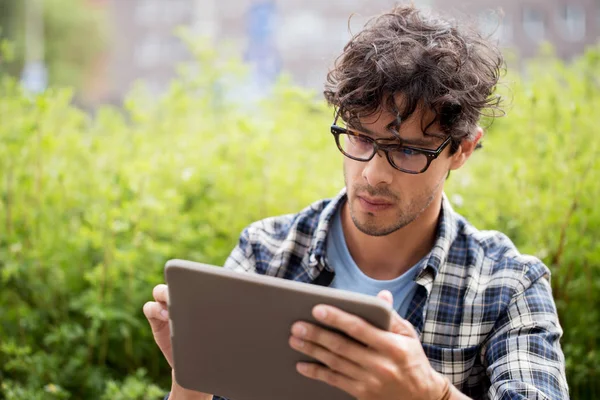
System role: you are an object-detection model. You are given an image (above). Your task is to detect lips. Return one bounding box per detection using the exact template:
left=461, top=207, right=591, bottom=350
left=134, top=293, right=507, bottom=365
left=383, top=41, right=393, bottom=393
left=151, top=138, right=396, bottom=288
left=358, top=196, right=393, bottom=206
left=357, top=195, right=394, bottom=212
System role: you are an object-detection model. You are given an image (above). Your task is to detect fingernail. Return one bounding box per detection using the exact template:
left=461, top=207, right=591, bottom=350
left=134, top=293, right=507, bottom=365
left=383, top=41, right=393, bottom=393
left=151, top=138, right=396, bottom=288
left=314, top=306, right=327, bottom=320
left=292, top=323, right=307, bottom=337
left=297, top=363, right=309, bottom=373
left=160, top=309, right=169, bottom=319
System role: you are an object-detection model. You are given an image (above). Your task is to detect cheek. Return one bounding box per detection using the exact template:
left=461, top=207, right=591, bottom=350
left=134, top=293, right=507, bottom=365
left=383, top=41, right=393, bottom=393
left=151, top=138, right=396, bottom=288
left=343, top=158, right=363, bottom=182
left=415, top=161, right=451, bottom=192
left=393, top=166, right=447, bottom=197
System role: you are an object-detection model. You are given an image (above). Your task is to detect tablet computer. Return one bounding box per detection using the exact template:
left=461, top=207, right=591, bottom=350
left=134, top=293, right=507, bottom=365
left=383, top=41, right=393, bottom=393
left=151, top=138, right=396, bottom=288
left=165, top=259, right=393, bottom=400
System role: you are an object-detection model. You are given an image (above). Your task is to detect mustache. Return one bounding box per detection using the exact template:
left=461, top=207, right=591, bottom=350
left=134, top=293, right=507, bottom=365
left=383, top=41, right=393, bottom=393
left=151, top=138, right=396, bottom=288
left=353, top=185, right=398, bottom=201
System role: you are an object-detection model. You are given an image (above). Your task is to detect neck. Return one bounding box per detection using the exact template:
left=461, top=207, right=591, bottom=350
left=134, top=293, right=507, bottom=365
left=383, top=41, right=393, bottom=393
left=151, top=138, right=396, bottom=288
left=341, top=193, right=443, bottom=280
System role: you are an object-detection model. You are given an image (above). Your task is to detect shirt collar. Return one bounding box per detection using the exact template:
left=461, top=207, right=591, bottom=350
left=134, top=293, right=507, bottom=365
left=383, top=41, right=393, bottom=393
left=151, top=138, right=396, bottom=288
left=418, top=193, right=460, bottom=280
left=307, top=188, right=459, bottom=281
left=307, top=188, right=347, bottom=273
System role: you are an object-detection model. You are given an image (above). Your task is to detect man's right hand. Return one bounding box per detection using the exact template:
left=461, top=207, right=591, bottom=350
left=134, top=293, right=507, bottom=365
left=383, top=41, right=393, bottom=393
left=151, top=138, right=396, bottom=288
left=143, top=284, right=213, bottom=400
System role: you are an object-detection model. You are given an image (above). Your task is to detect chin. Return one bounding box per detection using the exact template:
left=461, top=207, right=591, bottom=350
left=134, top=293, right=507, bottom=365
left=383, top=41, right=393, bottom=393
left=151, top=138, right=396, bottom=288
left=350, top=206, right=400, bottom=237
left=353, top=219, right=399, bottom=237
left=351, top=200, right=420, bottom=236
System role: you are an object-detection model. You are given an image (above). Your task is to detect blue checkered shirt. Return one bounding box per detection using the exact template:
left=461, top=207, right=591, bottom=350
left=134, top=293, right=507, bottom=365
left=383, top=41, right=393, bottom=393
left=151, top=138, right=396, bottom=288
left=171, top=189, right=569, bottom=400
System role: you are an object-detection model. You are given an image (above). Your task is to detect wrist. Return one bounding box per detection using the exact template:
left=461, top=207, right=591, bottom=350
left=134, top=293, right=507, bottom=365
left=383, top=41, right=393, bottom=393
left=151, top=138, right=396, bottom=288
left=170, top=370, right=213, bottom=400
left=446, top=383, right=471, bottom=400
left=431, top=372, right=470, bottom=400
left=430, top=371, right=451, bottom=400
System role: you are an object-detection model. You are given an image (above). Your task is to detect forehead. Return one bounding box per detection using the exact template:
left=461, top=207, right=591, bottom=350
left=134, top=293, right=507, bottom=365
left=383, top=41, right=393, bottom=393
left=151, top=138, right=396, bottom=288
left=359, top=97, right=437, bottom=127
left=353, top=105, right=440, bottom=138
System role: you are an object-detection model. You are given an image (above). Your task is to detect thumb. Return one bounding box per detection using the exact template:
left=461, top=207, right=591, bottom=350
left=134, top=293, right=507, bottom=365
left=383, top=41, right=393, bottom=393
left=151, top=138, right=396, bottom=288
left=377, top=290, right=418, bottom=338
left=377, top=290, right=394, bottom=306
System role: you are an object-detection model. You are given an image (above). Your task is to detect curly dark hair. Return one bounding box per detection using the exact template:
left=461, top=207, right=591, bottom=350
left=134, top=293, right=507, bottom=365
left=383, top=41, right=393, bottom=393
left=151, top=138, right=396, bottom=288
left=324, top=5, right=505, bottom=151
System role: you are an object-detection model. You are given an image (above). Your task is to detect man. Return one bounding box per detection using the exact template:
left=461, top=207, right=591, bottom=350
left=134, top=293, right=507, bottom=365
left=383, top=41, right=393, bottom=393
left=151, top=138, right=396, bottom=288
left=143, top=5, right=569, bottom=400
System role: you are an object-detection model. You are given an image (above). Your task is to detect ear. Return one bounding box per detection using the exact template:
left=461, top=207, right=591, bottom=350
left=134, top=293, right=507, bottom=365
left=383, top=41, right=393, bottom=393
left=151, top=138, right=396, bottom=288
left=449, top=127, right=483, bottom=171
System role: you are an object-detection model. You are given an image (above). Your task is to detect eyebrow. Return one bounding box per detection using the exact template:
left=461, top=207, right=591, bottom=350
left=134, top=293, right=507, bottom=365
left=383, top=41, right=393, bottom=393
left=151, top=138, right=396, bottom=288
left=348, top=122, right=445, bottom=147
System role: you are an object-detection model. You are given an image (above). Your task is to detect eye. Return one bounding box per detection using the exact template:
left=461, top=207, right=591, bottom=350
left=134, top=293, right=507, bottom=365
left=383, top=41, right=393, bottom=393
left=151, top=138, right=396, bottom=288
left=399, top=147, right=420, bottom=156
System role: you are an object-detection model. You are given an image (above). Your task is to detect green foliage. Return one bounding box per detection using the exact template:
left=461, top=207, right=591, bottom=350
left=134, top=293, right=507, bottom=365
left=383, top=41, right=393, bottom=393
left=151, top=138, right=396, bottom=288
left=0, top=0, right=106, bottom=88
left=447, top=46, right=600, bottom=398
left=0, top=40, right=339, bottom=399
left=1, top=37, right=598, bottom=398
left=0, top=32, right=15, bottom=65
left=100, top=370, right=164, bottom=400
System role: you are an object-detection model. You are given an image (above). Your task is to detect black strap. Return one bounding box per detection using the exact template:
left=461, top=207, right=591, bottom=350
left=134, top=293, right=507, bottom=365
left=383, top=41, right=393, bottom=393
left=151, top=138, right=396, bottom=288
left=311, top=269, right=335, bottom=287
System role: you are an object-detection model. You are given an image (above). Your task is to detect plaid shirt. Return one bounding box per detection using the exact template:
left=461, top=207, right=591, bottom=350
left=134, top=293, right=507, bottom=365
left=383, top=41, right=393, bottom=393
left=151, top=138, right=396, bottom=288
left=180, top=189, right=568, bottom=400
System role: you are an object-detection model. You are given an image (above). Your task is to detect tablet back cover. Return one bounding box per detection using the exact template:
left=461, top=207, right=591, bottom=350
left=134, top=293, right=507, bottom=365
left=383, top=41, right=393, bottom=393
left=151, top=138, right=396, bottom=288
left=166, top=259, right=392, bottom=400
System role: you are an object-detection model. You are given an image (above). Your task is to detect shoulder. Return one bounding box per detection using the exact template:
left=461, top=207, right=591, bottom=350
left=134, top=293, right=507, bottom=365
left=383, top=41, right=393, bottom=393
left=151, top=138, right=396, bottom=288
left=437, top=196, right=549, bottom=291
left=458, top=219, right=550, bottom=289
left=443, top=215, right=553, bottom=326
left=425, top=213, right=555, bottom=346
left=224, top=196, right=337, bottom=276
left=245, top=198, right=330, bottom=244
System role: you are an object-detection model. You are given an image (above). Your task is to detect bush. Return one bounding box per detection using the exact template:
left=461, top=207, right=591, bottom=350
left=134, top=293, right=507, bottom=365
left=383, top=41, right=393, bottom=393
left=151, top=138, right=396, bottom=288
left=1, top=39, right=598, bottom=398
left=447, top=47, right=600, bottom=398
left=0, top=40, right=340, bottom=399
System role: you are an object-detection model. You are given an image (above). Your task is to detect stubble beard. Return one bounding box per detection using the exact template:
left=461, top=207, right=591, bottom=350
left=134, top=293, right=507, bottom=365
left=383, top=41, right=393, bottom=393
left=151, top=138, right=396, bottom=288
left=347, top=191, right=436, bottom=237
left=344, top=172, right=439, bottom=237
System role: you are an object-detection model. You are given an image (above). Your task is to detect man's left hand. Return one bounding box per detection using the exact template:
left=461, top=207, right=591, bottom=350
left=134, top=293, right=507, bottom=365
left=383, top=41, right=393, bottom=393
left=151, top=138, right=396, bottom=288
left=289, top=290, right=448, bottom=400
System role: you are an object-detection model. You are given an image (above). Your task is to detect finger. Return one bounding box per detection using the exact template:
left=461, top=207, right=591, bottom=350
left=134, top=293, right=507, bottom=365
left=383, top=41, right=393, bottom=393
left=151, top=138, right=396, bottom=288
left=296, top=362, right=364, bottom=399
left=152, top=284, right=169, bottom=304
left=389, top=314, right=419, bottom=338
left=377, top=290, right=394, bottom=306
left=143, top=301, right=169, bottom=323
left=312, top=305, right=392, bottom=353
left=289, top=336, right=370, bottom=381
left=291, top=322, right=386, bottom=372
left=370, top=291, right=418, bottom=338
left=375, top=291, right=416, bottom=337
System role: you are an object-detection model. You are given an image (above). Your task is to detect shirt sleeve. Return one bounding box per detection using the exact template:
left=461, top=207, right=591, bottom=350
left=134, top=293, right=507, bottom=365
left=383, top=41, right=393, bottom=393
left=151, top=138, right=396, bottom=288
left=223, top=228, right=256, bottom=273
left=483, top=264, right=570, bottom=399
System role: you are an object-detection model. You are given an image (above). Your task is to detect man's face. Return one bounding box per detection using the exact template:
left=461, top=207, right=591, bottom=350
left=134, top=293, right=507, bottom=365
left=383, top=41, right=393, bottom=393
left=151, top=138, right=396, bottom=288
left=342, top=105, right=459, bottom=237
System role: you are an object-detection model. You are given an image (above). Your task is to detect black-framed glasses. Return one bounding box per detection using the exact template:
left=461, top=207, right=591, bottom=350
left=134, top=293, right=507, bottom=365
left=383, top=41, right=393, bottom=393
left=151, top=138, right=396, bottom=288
left=330, top=112, right=452, bottom=174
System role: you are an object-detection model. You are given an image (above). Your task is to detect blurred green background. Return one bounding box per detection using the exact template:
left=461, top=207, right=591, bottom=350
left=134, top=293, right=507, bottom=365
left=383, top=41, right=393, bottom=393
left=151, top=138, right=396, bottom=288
left=1, top=0, right=599, bottom=399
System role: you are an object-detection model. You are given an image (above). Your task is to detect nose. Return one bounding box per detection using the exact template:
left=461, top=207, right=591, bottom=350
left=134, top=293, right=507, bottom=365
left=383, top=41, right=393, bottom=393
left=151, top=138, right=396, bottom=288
left=361, top=150, right=394, bottom=187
